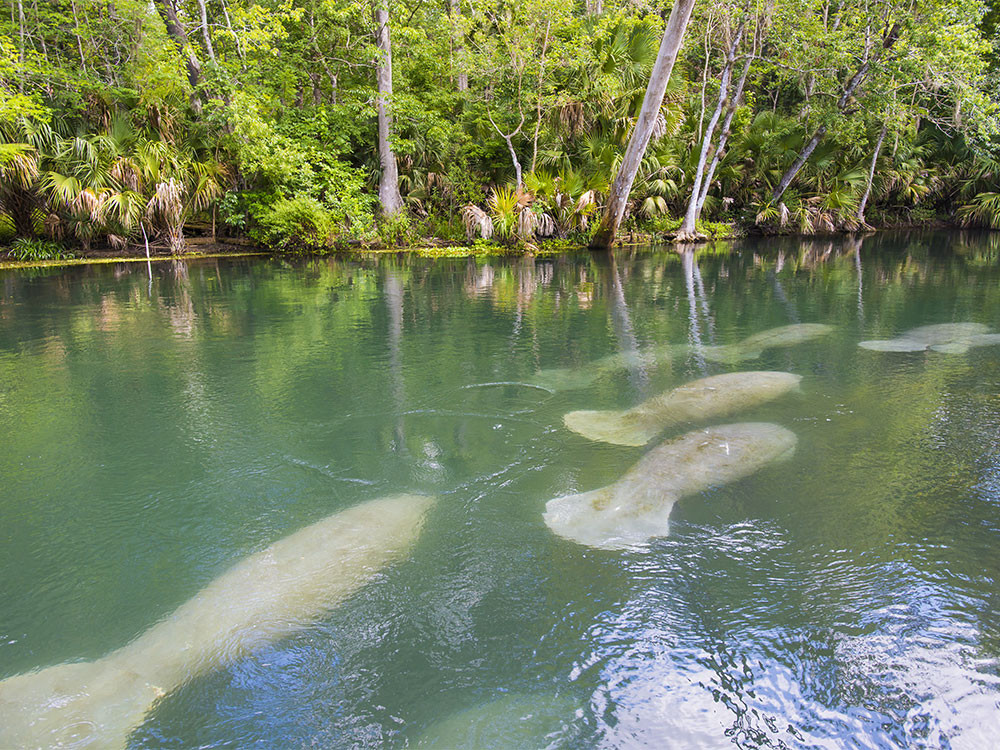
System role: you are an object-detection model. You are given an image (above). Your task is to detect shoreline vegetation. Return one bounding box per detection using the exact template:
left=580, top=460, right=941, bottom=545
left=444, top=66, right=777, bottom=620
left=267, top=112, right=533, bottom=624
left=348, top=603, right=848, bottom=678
left=1, top=0, right=999, bottom=264
left=0, top=220, right=973, bottom=271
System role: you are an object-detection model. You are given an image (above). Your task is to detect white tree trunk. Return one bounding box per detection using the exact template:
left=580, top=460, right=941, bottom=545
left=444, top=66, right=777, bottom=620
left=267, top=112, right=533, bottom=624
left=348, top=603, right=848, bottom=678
left=196, top=0, right=216, bottom=64
left=678, top=21, right=744, bottom=239
left=856, top=122, right=887, bottom=225
left=590, top=0, right=698, bottom=249
left=695, top=51, right=751, bottom=215
left=375, top=1, right=403, bottom=216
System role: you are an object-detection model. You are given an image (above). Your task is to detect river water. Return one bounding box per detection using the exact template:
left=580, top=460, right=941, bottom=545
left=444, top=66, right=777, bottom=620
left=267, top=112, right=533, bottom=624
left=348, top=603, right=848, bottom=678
left=1, top=232, right=999, bottom=748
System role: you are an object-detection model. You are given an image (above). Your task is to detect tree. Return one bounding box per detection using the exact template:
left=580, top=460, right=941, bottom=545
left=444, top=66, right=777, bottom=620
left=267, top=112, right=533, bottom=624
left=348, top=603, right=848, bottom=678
left=375, top=0, right=403, bottom=216
left=591, top=0, right=698, bottom=249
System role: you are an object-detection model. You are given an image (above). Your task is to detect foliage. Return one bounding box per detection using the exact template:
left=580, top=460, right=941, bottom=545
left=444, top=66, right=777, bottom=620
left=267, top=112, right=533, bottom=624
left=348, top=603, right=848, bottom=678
left=0, top=0, right=996, bottom=253
left=5, top=238, right=74, bottom=261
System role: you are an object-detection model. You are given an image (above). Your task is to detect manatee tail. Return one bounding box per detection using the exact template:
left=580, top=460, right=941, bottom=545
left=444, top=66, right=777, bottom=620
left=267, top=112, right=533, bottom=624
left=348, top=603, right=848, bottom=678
left=0, top=658, right=162, bottom=749
left=563, top=409, right=660, bottom=446
left=543, top=487, right=678, bottom=550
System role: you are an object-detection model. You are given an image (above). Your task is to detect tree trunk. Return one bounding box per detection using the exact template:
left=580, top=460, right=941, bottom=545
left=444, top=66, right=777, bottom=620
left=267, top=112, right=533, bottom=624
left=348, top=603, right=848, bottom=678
left=195, top=0, right=216, bottom=64
left=219, top=0, right=245, bottom=64
left=770, top=125, right=825, bottom=202
left=505, top=135, right=523, bottom=189
left=770, top=27, right=898, bottom=203
left=530, top=20, right=551, bottom=173
left=695, top=51, right=752, bottom=216
left=856, top=122, right=887, bottom=225
left=157, top=0, right=204, bottom=113
left=70, top=0, right=86, bottom=71
left=449, top=0, right=468, bottom=91
left=590, top=0, right=697, bottom=249
left=375, top=1, right=403, bottom=216
left=678, top=21, right=744, bottom=239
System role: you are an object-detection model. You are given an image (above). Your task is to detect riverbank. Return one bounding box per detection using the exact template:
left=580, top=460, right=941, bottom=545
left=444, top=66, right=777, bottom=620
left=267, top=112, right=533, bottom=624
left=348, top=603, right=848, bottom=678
left=0, top=218, right=960, bottom=271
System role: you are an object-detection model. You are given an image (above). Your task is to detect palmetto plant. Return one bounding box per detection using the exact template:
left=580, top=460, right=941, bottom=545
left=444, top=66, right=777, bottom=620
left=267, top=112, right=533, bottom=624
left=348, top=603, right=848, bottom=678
left=488, top=185, right=525, bottom=240
left=55, top=132, right=224, bottom=251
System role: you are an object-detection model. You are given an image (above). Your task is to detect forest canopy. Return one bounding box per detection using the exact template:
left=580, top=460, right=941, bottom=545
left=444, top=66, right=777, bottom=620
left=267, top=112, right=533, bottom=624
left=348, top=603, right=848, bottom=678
left=1, top=0, right=999, bottom=253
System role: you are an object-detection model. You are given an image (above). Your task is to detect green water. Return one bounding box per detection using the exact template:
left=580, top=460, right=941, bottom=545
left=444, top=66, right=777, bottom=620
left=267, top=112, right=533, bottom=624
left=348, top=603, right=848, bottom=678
left=2, top=231, right=1000, bottom=748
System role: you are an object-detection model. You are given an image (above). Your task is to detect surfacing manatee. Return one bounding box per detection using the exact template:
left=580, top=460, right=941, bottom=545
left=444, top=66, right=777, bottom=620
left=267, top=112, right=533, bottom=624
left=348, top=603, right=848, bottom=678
left=563, top=371, right=801, bottom=446
left=0, top=493, right=435, bottom=750
left=701, top=323, right=835, bottom=364
left=858, top=323, right=1000, bottom=353
left=544, top=423, right=797, bottom=550
left=413, top=692, right=585, bottom=748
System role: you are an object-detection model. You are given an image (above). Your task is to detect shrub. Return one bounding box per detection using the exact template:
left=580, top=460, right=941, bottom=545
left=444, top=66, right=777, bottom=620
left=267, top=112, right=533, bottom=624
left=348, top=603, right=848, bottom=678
left=5, top=238, right=74, bottom=261
left=378, top=212, right=412, bottom=247
left=251, top=196, right=336, bottom=250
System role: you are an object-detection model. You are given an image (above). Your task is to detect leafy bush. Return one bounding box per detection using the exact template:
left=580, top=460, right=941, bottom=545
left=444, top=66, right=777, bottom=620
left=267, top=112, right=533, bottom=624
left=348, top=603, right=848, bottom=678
left=378, top=213, right=412, bottom=247
left=251, top=196, right=336, bottom=250
left=5, top=238, right=74, bottom=261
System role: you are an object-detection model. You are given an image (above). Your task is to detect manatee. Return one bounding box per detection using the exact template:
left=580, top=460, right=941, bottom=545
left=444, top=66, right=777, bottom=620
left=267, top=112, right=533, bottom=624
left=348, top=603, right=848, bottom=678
left=531, top=324, right=832, bottom=392
left=701, top=323, right=835, bottom=364
left=858, top=323, right=997, bottom=353
left=413, top=692, right=585, bottom=748
left=544, top=423, right=797, bottom=550
left=563, top=371, right=801, bottom=446
left=531, top=346, right=680, bottom=392
left=0, top=493, right=435, bottom=750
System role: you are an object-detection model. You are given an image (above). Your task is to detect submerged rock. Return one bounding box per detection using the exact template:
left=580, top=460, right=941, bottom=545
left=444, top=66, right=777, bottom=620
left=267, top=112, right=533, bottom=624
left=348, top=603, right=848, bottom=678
left=531, top=323, right=832, bottom=392
left=0, top=494, right=435, bottom=750
left=544, top=423, right=797, bottom=550
left=563, top=371, right=801, bottom=446
left=858, top=323, right=999, bottom=353
left=413, top=692, right=585, bottom=748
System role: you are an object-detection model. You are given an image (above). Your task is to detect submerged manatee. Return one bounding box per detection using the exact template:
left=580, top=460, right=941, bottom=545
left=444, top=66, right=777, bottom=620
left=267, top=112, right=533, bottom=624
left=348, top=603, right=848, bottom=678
left=413, top=692, right=585, bottom=748
left=544, top=423, right=797, bottom=550
left=531, top=346, right=682, bottom=392
left=563, top=370, right=801, bottom=446
left=531, top=324, right=832, bottom=392
left=858, top=323, right=1000, bottom=353
left=702, top=323, right=835, bottom=364
left=0, top=493, right=435, bottom=750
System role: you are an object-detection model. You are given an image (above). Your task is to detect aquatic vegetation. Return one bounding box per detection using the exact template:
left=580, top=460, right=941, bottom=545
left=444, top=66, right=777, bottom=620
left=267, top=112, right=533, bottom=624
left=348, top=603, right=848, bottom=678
left=0, top=494, right=434, bottom=750
left=413, top=692, right=585, bottom=747
left=702, top=323, right=835, bottom=363
left=544, top=423, right=797, bottom=550
left=858, top=323, right=1000, bottom=353
left=533, top=324, right=832, bottom=391
left=563, top=371, right=801, bottom=446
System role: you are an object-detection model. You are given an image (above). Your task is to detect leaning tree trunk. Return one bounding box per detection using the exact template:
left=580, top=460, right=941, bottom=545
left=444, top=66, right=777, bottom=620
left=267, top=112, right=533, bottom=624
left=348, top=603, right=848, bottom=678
left=771, top=25, right=899, bottom=203
left=590, top=0, right=698, bottom=249
left=375, top=0, right=403, bottom=216
left=694, top=51, right=752, bottom=216
left=770, top=124, right=827, bottom=202
left=677, top=21, right=745, bottom=240
left=157, top=0, right=204, bottom=113
left=856, top=122, right=887, bottom=226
